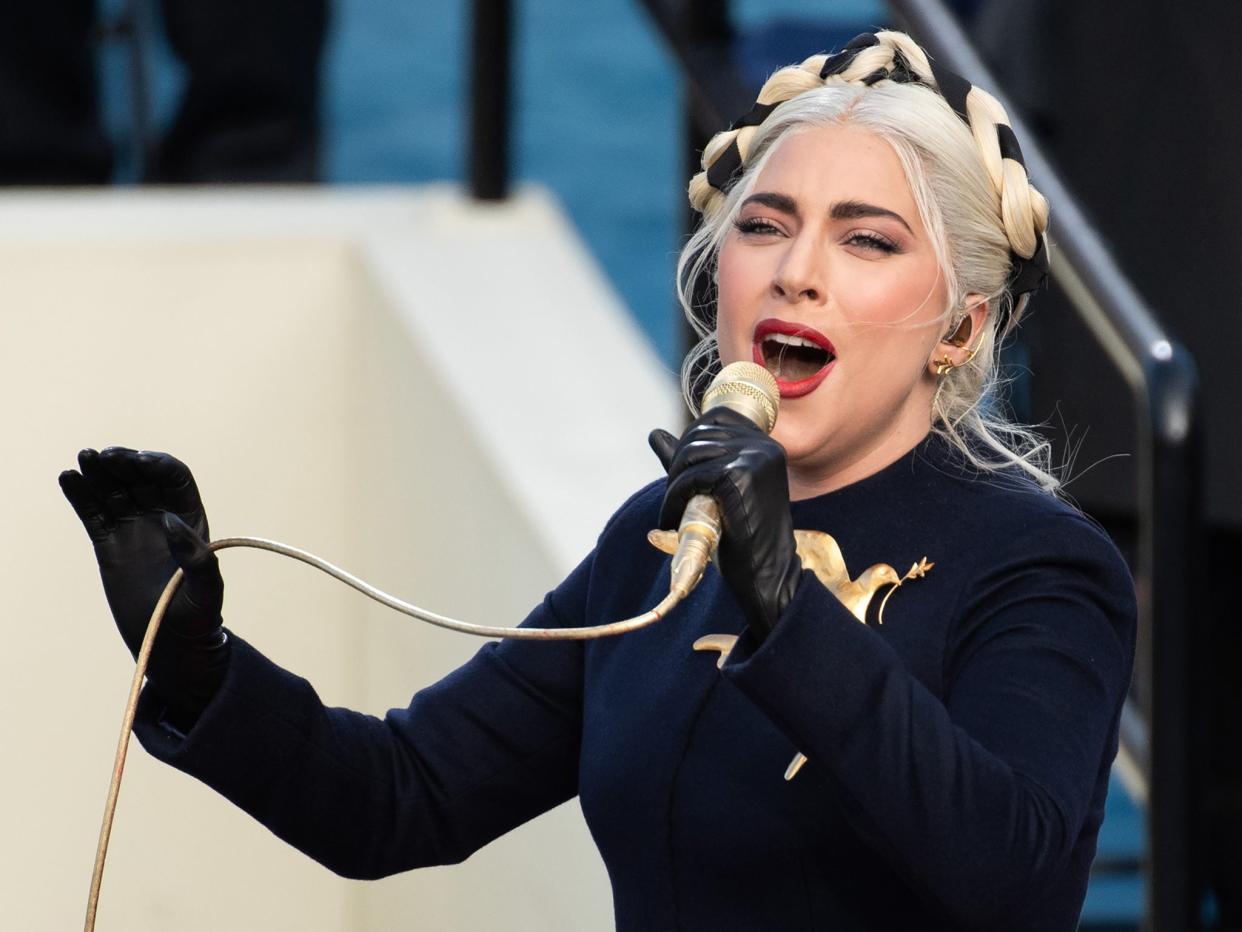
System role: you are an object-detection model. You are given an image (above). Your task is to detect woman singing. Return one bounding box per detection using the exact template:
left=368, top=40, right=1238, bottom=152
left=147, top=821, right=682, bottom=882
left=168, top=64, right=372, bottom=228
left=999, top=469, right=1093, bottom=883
left=61, top=31, right=1135, bottom=930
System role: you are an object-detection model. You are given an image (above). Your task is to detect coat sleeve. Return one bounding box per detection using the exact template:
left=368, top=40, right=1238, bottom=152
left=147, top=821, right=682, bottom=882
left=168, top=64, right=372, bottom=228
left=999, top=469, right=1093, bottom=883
left=132, top=551, right=595, bottom=880
left=720, top=512, right=1136, bottom=927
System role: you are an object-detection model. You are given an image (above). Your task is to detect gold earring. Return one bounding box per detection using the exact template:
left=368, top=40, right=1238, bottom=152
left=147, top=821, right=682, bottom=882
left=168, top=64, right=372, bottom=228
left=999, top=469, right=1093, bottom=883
left=934, top=355, right=955, bottom=377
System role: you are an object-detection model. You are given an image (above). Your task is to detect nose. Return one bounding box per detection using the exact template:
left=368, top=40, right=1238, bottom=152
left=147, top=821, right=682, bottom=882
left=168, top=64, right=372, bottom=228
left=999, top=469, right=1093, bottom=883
left=770, top=233, right=825, bottom=304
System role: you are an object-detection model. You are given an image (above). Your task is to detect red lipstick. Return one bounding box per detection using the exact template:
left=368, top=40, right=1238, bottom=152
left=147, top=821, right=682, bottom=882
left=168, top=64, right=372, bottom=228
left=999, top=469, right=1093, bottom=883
left=752, top=318, right=837, bottom=398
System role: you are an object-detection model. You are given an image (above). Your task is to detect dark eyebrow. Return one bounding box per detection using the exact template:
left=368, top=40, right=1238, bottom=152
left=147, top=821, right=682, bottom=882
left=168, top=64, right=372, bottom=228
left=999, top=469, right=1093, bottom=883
left=740, top=191, right=799, bottom=216
left=830, top=199, right=913, bottom=234
left=740, top=192, right=914, bottom=235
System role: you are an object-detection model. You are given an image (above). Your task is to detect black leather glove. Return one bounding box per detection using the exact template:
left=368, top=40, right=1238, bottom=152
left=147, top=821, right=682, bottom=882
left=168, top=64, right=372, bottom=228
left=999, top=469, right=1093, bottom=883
left=60, top=447, right=229, bottom=731
left=649, top=407, right=802, bottom=641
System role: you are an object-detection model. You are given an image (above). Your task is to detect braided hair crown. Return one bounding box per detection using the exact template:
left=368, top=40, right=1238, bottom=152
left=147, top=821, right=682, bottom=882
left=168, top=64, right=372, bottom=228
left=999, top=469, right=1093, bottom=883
left=687, top=30, right=1049, bottom=311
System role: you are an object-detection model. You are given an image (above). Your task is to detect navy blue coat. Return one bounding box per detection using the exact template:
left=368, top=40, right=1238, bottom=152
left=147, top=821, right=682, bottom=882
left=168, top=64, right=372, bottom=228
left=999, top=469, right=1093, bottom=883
left=135, top=436, right=1136, bottom=930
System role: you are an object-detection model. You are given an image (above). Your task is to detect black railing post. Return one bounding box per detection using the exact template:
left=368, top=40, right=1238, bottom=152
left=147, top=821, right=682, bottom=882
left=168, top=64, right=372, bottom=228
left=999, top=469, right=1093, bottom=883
left=1143, top=346, right=1204, bottom=931
left=469, top=0, right=511, bottom=200
left=639, top=0, right=754, bottom=389
left=679, top=0, right=734, bottom=376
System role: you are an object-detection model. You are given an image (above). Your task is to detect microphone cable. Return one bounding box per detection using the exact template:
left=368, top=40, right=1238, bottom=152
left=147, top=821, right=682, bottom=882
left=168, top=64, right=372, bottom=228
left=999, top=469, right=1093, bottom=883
left=84, top=535, right=686, bottom=932
left=84, top=361, right=780, bottom=932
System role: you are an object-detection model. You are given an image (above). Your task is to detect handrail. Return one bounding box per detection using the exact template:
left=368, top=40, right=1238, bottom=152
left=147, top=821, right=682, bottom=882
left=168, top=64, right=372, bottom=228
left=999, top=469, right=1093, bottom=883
left=879, top=4, right=1204, bottom=930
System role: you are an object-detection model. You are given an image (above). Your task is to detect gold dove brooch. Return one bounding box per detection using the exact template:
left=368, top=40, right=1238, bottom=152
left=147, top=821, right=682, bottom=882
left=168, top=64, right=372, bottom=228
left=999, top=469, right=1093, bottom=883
left=647, top=528, right=933, bottom=781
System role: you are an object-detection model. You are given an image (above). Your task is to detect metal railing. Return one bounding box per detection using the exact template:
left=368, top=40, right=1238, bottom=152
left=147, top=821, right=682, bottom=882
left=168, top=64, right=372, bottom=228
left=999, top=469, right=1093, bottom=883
left=470, top=1, right=1203, bottom=926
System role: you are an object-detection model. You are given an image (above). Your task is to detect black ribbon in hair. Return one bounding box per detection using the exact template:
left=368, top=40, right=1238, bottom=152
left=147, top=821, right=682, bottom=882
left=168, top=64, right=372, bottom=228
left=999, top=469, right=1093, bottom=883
left=819, top=32, right=880, bottom=78
left=995, top=123, right=1025, bottom=167
left=733, top=99, right=780, bottom=129
left=928, top=60, right=972, bottom=124
left=887, top=48, right=918, bottom=85
left=705, top=144, right=743, bottom=192
left=1009, top=235, right=1049, bottom=299
left=705, top=98, right=781, bottom=193
left=994, top=124, right=1048, bottom=298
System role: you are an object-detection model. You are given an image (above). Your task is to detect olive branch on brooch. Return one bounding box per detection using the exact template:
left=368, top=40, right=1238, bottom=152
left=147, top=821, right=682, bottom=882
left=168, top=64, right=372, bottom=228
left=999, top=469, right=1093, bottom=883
left=647, top=528, right=934, bottom=782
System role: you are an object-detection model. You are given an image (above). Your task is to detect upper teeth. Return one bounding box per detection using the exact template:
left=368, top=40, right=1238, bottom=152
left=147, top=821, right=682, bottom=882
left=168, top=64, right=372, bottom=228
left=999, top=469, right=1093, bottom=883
left=764, top=332, right=823, bottom=350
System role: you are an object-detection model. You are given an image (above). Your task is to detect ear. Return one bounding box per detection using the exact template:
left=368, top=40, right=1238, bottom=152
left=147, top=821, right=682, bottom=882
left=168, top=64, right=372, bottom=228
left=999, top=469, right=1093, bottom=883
left=928, top=293, right=988, bottom=374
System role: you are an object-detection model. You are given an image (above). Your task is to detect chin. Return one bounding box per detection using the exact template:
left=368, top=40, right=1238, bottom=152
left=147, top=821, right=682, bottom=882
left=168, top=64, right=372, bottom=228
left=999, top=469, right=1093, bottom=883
left=772, top=419, right=835, bottom=468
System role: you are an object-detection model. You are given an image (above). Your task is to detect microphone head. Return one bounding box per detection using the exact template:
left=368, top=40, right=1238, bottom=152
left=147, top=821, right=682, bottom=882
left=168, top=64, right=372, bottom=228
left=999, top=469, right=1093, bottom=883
left=701, top=361, right=780, bottom=434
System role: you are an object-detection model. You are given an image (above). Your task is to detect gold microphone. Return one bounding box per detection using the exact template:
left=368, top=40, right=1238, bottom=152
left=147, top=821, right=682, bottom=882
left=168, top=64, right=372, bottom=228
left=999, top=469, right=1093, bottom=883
left=668, top=361, right=780, bottom=599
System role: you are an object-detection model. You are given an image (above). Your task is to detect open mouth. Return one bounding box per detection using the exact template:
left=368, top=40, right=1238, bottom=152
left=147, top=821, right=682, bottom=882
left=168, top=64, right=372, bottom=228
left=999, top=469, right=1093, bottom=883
left=752, top=319, right=836, bottom=397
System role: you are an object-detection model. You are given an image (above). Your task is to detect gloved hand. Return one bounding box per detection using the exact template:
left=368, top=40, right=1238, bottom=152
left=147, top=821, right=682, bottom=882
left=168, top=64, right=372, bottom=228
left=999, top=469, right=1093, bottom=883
left=60, top=447, right=229, bottom=731
left=649, top=407, right=802, bottom=641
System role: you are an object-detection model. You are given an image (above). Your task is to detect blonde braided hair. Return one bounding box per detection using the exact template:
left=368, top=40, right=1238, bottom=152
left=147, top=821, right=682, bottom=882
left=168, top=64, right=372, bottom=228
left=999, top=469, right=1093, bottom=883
left=677, top=30, right=1060, bottom=491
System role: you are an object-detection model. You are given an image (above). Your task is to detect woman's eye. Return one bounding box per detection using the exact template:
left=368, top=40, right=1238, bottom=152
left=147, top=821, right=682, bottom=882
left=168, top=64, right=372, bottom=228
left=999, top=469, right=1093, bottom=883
left=844, top=232, right=899, bottom=254
left=733, top=217, right=782, bottom=236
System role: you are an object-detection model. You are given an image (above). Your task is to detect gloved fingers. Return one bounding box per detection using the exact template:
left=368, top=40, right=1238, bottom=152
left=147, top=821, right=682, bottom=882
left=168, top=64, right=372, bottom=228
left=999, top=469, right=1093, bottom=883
left=658, top=460, right=734, bottom=529
left=679, top=409, right=768, bottom=448
left=647, top=429, right=678, bottom=472
left=144, top=451, right=209, bottom=532
left=100, top=447, right=209, bottom=533
left=652, top=423, right=746, bottom=472
left=733, top=445, right=789, bottom=485
left=163, top=512, right=223, bottom=619
left=661, top=455, right=778, bottom=530
left=59, top=469, right=112, bottom=542
left=162, top=510, right=211, bottom=566
left=669, top=407, right=771, bottom=463
left=667, top=421, right=782, bottom=478
left=666, top=436, right=736, bottom=479
left=96, top=446, right=163, bottom=512
left=658, top=439, right=772, bottom=527
left=77, top=448, right=140, bottom=522
left=677, top=422, right=752, bottom=448
left=691, top=405, right=760, bottom=431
